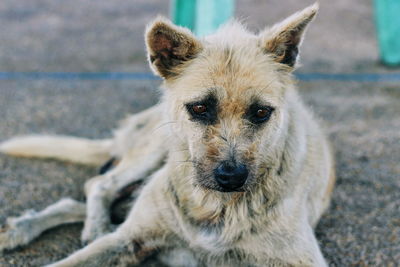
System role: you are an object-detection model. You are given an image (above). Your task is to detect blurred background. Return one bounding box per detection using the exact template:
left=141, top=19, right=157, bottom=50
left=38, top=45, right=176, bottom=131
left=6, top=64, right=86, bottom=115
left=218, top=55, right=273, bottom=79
left=0, top=0, right=399, bottom=266
left=0, top=0, right=387, bottom=73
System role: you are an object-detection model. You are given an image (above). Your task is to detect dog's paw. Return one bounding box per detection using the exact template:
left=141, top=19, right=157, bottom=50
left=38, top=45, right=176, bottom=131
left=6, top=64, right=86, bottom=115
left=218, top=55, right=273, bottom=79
left=81, top=224, right=110, bottom=245
left=0, top=211, right=37, bottom=253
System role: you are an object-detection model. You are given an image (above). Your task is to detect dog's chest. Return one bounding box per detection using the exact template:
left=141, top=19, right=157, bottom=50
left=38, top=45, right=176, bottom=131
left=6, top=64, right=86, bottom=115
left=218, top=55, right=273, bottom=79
left=190, top=228, right=230, bottom=252
left=173, top=216, right=241, bottom=255
left=169, top=227, right=264, bottom=267
left=177, top=213, right=255, bottom=255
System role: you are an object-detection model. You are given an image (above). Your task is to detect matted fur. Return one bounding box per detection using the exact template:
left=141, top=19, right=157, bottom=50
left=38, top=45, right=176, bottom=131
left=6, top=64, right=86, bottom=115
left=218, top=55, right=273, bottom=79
left=0, top=3, right=335, bottom=266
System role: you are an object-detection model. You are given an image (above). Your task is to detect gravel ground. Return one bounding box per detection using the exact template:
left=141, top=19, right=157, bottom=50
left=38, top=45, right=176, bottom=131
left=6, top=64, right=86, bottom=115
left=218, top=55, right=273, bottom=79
left=0, top=0, right=399, bottom=266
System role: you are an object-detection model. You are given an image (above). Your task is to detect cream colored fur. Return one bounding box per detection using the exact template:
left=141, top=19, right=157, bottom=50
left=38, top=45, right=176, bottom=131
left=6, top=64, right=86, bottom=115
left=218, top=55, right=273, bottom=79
left=0, top=3, right=335, bottom=266
left=0, top=135, right=112, bottom=165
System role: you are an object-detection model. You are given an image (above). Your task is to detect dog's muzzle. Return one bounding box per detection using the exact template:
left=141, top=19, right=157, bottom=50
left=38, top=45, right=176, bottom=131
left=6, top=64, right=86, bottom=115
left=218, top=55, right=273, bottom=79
left=213, top=161, right=248, bottom=191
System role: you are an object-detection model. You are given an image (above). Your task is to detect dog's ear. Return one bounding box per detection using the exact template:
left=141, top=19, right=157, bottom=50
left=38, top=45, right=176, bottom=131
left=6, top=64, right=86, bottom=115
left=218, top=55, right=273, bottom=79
left=259, top=3, right=318, bottom=69
left=145, top=17, right=203, bottom=79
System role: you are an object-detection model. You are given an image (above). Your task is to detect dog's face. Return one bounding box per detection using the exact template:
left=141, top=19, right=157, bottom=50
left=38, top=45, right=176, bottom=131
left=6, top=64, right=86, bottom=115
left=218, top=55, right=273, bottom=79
left=163, top=48, right=288, bottom=193
left=146, top=5, right=317, bottom=192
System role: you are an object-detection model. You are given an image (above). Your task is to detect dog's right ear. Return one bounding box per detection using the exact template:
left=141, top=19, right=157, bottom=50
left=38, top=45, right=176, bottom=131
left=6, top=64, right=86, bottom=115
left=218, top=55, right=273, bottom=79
left=145, top=17, right=203, bottom=79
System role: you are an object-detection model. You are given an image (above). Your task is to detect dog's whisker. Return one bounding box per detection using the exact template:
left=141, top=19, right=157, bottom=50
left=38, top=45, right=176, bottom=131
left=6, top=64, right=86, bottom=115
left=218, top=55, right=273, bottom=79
left=152, top=121, right=178, bottom=133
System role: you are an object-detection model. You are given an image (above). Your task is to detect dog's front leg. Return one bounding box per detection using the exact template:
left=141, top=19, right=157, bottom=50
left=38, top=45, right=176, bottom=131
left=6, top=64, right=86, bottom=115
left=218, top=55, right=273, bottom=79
left=50, top=166, right=172, bottom=267
left=46, top=230, right=157, bottom=267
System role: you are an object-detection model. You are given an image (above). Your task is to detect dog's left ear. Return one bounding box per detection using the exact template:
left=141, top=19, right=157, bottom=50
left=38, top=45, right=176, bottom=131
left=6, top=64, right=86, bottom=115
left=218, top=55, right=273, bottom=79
left=145, top=17, right=203, bottom=79
left=259, top=3, right=318, bottom=69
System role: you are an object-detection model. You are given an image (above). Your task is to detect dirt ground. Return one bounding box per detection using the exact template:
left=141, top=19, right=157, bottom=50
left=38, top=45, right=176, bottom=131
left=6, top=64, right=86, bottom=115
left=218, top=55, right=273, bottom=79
left=0, top=0, right=399, bottom=266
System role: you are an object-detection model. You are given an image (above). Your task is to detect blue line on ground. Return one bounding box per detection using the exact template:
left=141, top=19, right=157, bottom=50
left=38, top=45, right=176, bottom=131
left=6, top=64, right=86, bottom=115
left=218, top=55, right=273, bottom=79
left=1, top=72, right=400, bottom=82
left=296, top=73, right=400, bottom=82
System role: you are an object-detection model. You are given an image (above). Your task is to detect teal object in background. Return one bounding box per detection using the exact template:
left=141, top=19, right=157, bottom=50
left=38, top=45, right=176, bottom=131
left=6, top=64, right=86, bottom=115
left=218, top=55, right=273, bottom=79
left=171, top=0, right=235, bottom=36
left=195, top=0, right=235, bottom=36
left=171, top=0, right=196, bottom=31
left=374, top=0, right=400, bottom=66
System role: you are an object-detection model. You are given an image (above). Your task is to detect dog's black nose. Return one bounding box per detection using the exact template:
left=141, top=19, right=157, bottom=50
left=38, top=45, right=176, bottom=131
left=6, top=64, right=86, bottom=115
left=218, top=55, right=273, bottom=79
left=214, top=162, right=248, bottom=191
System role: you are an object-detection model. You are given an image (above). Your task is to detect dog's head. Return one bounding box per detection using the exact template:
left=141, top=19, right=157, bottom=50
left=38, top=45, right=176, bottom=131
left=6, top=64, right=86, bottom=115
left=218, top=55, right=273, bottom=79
left=146, top=4, right=317, bottom=192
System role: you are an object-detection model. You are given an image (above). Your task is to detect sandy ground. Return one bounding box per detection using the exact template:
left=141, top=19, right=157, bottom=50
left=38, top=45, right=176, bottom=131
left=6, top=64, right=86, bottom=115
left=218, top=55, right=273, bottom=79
left=0, top=0, right=399, bottom=266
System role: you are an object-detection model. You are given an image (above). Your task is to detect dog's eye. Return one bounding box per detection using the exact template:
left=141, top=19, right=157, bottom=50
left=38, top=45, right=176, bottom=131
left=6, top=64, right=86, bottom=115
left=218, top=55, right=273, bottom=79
left=185, top=95, right=218, bottom=125
left=248, top=106, right=275, bottom=124
left=256, top=109, right=269, bottom=118
left=192, top=104, right=207, bottom=114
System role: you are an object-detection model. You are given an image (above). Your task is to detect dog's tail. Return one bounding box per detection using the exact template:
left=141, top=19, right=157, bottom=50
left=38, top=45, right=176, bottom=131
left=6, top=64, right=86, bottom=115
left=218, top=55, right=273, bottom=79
left=0, top=135, right=113, bottom=165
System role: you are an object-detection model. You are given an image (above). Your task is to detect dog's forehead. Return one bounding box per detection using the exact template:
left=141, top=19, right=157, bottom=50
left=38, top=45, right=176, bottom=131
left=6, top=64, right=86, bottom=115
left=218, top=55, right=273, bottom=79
left=172, top=45, right=285, bottom=106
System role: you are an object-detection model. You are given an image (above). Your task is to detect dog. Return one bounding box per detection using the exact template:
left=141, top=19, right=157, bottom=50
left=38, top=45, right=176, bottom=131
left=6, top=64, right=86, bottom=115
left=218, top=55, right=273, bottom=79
left=0, top=3, right=335, bottom=266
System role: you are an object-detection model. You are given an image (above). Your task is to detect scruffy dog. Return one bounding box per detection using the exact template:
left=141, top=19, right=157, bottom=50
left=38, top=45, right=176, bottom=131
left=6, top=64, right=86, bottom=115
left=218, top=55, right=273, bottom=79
left=0, top=3, right=335, bottom=266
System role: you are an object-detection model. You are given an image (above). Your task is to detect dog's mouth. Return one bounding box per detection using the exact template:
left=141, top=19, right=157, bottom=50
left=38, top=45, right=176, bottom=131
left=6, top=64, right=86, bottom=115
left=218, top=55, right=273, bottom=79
left=200, top=183, right=247, bottom=193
